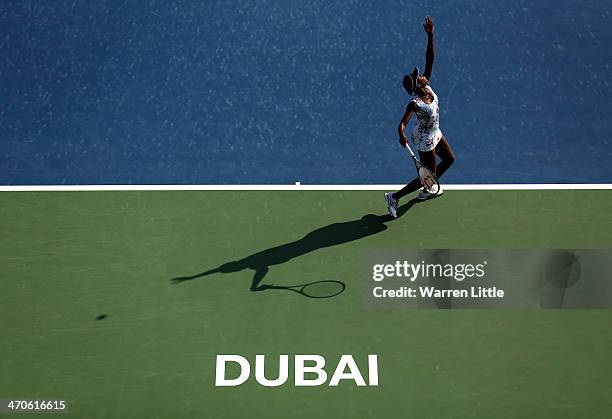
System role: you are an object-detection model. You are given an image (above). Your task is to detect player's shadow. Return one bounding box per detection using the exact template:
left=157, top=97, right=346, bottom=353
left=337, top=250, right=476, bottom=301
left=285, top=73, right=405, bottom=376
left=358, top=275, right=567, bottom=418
left=171, top=198, right=421, bottom=295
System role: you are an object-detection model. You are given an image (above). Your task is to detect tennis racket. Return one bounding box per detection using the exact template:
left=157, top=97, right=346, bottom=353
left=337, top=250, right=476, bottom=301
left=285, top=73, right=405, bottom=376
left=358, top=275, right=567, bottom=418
left=404, top=142, right=440, bottom=194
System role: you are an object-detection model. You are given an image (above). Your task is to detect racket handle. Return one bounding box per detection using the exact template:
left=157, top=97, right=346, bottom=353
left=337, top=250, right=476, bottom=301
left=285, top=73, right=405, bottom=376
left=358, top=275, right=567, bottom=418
left=404, top=143, right=417, bottom=159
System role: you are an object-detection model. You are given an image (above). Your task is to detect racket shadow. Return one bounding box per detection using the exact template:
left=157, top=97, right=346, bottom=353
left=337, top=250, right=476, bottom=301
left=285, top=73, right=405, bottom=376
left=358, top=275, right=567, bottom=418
left=259, top=280, right=346, bottom=299
left=171, top=198, right=422, bottom=296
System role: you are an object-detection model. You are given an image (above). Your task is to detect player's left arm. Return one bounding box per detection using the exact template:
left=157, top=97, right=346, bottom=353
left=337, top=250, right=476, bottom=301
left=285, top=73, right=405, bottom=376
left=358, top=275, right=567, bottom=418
left=398, top=102, right=416, bottom=147
left=423, top=16, right=435, bottom=79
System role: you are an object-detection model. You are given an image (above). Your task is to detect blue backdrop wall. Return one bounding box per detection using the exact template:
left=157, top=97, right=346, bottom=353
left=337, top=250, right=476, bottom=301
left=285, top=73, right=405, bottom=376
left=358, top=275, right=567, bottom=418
left=1, top=0, right=610, bottom=184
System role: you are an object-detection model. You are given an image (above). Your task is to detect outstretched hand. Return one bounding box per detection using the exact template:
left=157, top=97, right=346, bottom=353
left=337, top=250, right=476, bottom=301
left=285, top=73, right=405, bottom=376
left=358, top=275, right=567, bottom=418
left=423, top=16, right=434, bottom=34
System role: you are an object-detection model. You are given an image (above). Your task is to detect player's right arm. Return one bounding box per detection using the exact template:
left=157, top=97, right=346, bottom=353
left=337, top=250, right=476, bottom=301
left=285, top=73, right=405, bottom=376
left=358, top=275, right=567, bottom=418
left=423, top=16, right=435, bottom=79
left=398, top=102, right=416, bottom=147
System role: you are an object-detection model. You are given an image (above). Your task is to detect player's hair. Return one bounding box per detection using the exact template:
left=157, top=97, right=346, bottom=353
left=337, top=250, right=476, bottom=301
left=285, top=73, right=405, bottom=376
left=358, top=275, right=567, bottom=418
left=402, top=75, right=413, bottom=93
left=402, top=73, right=430, bottom=95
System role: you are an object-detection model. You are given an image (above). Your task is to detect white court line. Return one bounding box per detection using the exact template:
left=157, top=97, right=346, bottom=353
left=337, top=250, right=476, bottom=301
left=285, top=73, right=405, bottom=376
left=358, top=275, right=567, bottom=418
left=0, top=184, right=611, bottom=191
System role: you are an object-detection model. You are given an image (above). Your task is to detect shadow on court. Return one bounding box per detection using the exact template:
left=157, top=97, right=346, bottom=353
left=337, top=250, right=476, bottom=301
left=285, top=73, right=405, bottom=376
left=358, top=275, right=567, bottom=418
left=171, top=198, right=421, bottom=297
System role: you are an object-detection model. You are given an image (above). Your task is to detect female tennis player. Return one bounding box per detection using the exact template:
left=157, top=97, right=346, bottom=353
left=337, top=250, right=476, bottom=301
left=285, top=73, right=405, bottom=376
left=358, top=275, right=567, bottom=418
left=385, top=16, right=455, bottom=218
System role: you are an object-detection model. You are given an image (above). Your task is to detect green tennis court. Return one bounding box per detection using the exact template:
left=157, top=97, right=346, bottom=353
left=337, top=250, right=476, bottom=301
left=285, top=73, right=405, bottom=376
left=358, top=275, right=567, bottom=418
left=1, top=190, right=611, bottom=418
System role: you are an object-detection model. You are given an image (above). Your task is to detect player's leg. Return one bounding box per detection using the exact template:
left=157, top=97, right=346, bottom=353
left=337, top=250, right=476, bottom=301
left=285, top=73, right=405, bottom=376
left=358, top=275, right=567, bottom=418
left=392, top=150, right=436, bottom=201
left=433, top=135, right=455, bottom=178
left=386, top=177, right=420, bottom=218
left=384, top=146, right=438, bottom=218
left=415, top=150, right=439, bottom=199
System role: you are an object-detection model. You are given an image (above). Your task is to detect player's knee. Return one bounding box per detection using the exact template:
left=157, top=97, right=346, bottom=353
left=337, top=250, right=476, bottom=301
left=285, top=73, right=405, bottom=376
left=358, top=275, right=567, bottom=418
left=444, top=153, right=456, bottom=166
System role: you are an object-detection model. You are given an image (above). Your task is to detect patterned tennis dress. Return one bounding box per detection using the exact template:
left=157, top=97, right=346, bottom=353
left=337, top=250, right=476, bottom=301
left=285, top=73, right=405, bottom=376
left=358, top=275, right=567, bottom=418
left=411, top=85, right=442, bottom=152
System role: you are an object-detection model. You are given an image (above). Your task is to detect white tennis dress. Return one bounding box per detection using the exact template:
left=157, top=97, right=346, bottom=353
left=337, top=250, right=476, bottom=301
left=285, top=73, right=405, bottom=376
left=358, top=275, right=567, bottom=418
left=411, top=85, right=442, bottom=152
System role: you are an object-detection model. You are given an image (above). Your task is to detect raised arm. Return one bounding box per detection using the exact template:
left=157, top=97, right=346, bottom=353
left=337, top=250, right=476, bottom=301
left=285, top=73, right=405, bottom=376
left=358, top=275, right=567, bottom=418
left=423, top=16, right=435, bottom=80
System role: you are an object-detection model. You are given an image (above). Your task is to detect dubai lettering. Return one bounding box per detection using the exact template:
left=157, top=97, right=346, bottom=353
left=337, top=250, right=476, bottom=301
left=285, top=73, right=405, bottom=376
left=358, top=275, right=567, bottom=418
left=215, top=355, right=379, bottom=387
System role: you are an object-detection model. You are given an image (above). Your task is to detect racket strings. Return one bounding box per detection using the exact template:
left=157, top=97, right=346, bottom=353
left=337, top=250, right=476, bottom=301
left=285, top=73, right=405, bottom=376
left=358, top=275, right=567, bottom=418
left=418, top=166, right=439, bottom=193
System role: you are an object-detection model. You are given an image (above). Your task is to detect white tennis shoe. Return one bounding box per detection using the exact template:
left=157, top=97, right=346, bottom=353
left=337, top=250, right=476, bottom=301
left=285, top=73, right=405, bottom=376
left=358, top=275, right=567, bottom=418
left=417, top=186, right=444, bottom=200
left=384, top=192, right=398, bottom=218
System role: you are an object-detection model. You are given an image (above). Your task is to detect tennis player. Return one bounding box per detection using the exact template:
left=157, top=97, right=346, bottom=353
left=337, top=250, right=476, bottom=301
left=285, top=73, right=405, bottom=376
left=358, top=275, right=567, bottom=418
left=385, top=16, right=455, bottom=218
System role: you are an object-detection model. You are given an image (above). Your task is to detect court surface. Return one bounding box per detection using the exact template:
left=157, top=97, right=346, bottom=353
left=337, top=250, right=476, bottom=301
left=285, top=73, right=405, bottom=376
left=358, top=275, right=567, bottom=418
left=2, top=0, right=611, bottom=184
left=1, top=190, right=611, bottom=418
